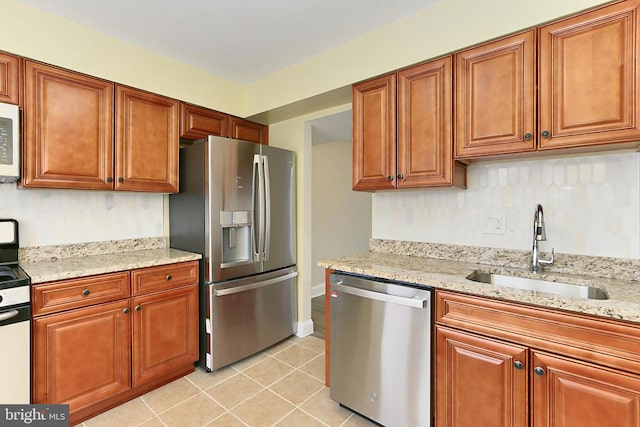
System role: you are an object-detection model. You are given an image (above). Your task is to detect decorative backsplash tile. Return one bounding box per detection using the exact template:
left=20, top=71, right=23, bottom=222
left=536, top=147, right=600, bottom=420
left=372, top=151, right=640, bottom=259
left=0, top=186, right=164, bottom=248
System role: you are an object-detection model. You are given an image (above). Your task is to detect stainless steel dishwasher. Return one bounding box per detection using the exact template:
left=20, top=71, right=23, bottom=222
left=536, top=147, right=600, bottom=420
left=329, top=272, right=432, bottom=427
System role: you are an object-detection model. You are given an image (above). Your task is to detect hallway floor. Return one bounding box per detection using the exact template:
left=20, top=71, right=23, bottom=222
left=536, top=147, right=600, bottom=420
left=81, top=335, right=375, bottom=427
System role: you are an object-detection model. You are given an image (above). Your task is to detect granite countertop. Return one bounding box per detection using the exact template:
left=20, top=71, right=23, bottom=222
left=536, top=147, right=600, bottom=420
left=319, top=240, right=640, bottom=324
left=20, top=238, right=201, bottom=284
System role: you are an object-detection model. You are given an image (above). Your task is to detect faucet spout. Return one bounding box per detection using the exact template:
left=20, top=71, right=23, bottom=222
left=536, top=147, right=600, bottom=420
left=531, top=204, right=554, bottom=272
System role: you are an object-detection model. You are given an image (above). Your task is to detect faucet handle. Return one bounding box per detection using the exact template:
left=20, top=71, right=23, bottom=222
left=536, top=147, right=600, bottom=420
left=539, top=248, right=555, bottom=266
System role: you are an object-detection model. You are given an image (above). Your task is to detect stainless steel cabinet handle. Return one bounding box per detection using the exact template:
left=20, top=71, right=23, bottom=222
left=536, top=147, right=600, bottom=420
left=0, top=309, right=19, bottom=322
left=135, top=305, right=142, bottom=312
left=82, top=289, right=90, bottom=296
left=331, top=282, right=427, bottom=308
left=534, top=367, right=545, bottom=376
left=123, top=307, right=130, bottom=314
left=514, top=361, right=524, bottom=370
left=165, top=274, right=172, bottom=281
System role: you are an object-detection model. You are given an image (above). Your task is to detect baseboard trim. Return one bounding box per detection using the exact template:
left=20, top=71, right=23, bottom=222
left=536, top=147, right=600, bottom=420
left=295, top=319, right=314, bottom=337
left=311, top=282, right=325, bottom=298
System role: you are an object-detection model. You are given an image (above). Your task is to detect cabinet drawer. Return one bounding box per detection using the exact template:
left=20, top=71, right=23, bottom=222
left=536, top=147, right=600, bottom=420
left=435, top=290, right=640, bottom=376
left=132, top=261, right=198, bottom=295
left=32, top=272, right=130, bottom=316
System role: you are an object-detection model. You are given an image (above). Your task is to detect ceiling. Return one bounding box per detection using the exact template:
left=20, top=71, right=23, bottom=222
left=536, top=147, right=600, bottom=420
left=18, top=0, right=440, bottom=84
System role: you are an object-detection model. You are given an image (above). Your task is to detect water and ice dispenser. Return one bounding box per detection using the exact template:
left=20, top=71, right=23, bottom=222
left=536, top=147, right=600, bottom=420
left=220, top=211, right=252, bottom=266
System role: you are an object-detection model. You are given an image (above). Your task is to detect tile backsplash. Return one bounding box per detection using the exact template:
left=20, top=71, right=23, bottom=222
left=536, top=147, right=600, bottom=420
left=0, top=185, right=164, bottom=247
left=373, top=150, right=640, bottom=259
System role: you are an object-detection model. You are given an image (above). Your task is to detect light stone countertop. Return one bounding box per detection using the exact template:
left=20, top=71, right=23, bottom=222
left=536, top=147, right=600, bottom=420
left=20, top=239, right=201, bottom=284
left=319, top=242, right=640, bottom=324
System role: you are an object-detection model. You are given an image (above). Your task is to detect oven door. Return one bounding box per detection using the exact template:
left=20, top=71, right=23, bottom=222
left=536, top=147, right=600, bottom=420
left=0, top=304, right=31, bottom=403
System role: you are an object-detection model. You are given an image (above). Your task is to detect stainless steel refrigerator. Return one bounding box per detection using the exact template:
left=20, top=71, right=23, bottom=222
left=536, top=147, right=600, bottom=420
left=169, top=135, right=296, bottom=371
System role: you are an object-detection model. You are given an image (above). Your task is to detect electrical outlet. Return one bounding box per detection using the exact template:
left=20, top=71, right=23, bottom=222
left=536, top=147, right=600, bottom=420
left=483, top=214, right=506, bottom=235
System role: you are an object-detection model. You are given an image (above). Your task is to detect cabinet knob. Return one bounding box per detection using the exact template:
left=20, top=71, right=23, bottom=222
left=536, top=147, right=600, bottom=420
left=541, top=130, right=550, bottom=138
left=106, top=177, right=113, bottom=183
left=166, top=274, right=172, bottom=281
left=514, top=361, right=524, bottom=370
left=534, top=367, right=545, bottom=376
left=82, top=289, right=90, bottom=296
left=135, top=305, right=142, bottom=312
left=123, top=307, right=130, bottom=314
left=524, top=133, right=532, bottom=140
left=118, top=177, right=124, bottom=183
left=387, top=175, right=394, bottom=182
left=397, top=174, right=405, bottom=180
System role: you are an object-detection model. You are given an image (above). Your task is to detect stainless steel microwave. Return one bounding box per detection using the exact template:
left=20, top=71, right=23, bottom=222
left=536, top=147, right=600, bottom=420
left=0, top=102, right=20, bottom=183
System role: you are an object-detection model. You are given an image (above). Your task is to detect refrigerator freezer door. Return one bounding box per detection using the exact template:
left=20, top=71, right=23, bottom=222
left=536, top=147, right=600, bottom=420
left=205, top=266, right=297, bottom=371
left=208, top=136, right=263, bottom=282
left=260, top=145, right=296, bottom=273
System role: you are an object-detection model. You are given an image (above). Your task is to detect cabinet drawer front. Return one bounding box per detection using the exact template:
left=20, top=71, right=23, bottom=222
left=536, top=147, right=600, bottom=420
left=435, top=290, right=640, bottom=375
left=32, top=272, right=130, bottom=316
left=132, top=261, right=198, bottom=295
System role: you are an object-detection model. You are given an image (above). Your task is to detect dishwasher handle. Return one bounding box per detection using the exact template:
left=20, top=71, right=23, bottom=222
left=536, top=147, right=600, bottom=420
left=331, top=282, right=427, bottom=308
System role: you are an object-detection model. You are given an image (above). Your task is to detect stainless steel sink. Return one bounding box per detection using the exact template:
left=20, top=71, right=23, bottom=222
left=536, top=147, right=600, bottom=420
left=466, top=270, right=609, bottom=300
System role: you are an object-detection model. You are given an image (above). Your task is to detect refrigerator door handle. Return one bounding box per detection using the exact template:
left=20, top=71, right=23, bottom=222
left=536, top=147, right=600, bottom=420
left=214, top=271, right=298, bottom=296
left=263, top=155, right=271, bottom=261
left=252, top=154, right=264, bottom=262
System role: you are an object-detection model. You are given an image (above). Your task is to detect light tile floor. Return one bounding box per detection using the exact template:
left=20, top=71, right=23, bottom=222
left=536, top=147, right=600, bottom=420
left=81, top=335, right=377, bottom=427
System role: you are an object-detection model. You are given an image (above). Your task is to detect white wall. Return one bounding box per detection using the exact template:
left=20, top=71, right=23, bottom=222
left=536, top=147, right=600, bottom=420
left=311, top=140, right=371, bottom=296
left=373, top=151, right=640, bottom=259
left=0, top=186, right=163, bottom=247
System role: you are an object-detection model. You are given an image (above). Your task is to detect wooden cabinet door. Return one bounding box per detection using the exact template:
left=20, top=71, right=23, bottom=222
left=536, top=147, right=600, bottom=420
left=180, top=102, right=228, bottom=140
left=228, top=116, right=269, bottom=145
left=455, top=30, right=536, bottom=158
left=352, top=73, right=396, bottom=191
left=398, top=56, right=461, bottom=188
left=23, top=60, right=114, bottom=189
left=115, top=86, right=179, bottom=193
left=131, top=285, right=198, bottom=386
left=32, top=300, right=131, bottom=410
left=0, top=52, right=21, bottom=105
left=531, top=351, right=640, bottom=427
left=538, top=0, right=640, bottom=150
left=436, top=326, right=528, bottom=427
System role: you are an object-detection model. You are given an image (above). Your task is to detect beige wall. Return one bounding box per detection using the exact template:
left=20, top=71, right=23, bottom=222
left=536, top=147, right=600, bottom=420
left=312, top=140, right=371, bottom=295
left=268, top=104, right=352, bottom=334
left=2, top=0, right=611, bottom=118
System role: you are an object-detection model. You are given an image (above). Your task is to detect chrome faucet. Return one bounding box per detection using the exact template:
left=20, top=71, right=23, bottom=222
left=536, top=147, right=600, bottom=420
left=531, top=204, right=554, bottom=272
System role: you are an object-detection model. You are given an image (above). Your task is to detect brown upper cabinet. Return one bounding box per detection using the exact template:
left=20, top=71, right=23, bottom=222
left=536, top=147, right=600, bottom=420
left=353, top=56, right=466, bottom=191
left=22, top=60, right=179, bottom=192
left=538, top=0, right=640, bottom=150
left=23, top=60, right=115, bottom=190
left=115, top=86, right=179, bottom=193
left=0, top=52, right=21, bottom=105
left=180, top=102, right=269, bottom=145
left=180, top=102, right=228, bottom=139
left=228, top=115, right=269, bottom=145
left=455, top=0, right=640, bottom=159
left=455, top=30, right=537, bottom=158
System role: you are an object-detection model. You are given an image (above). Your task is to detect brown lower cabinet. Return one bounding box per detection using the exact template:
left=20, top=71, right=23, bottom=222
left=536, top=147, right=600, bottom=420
left=32, top=261, right=199, bottom=425
left=435, top=290, right=640, bottom=427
